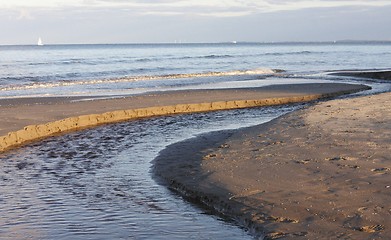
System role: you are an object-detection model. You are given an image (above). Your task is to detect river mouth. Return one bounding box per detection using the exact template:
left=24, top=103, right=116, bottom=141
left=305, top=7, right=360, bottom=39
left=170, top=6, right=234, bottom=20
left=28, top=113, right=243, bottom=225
left=0, top=104, right=303, bottom=239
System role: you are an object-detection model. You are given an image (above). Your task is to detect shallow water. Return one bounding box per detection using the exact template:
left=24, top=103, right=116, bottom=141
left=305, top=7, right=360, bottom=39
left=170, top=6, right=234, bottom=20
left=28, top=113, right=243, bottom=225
left=0, top=104, right=304, bottom=239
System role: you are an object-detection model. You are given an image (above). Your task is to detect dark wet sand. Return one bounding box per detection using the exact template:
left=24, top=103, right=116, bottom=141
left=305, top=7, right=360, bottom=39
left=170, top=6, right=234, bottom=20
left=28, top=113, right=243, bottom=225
left=154, top=74, right=390, bottom=239
left=331, top=70, right=391, bottom=80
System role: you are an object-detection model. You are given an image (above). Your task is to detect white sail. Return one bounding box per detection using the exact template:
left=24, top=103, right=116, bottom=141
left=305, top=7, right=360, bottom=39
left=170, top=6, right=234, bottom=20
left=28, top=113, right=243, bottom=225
left=37, top=37, right=44, bottom=46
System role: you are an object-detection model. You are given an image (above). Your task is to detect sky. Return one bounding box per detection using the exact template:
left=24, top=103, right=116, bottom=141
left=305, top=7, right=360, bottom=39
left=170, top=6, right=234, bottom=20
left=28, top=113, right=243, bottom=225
left=1, top=0, right=391, bottom=45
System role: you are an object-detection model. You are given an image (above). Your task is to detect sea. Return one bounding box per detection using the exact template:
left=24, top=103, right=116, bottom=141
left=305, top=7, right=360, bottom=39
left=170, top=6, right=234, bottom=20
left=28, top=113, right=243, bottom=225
left=0, top=42, right=391, bottom=239
left=1, top=42, right=391, bottom=99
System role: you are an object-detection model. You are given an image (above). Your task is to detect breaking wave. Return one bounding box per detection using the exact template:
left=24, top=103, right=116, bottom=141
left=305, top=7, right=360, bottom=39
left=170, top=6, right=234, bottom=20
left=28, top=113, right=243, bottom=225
left=0, top=68, right=279, bottom=92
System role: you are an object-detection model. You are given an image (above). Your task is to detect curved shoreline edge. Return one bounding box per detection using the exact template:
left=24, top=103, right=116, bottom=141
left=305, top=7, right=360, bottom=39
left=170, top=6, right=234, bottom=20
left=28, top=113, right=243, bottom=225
left=0, top=84, right=370, bottom=153
left=152, top=129, right=264, bottom=236
left=153, top=89, right=391, bottom=239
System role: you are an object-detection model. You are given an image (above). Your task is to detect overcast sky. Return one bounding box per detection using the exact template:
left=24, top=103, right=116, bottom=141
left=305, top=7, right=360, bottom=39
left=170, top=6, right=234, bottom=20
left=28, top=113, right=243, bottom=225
left=1, top=0, right=391, bottom=45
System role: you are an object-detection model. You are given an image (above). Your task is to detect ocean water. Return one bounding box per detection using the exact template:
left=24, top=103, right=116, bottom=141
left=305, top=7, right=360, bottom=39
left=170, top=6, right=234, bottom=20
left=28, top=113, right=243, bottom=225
left=1, top=42, right=391, bottom=239
left=1, top=42, right=390, bottom=98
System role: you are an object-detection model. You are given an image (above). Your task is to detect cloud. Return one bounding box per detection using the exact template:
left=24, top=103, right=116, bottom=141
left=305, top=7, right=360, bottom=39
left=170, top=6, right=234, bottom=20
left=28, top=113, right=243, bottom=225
left=236, top=0, right=391, bottom=13
left=1, top=0, right=391, bottom=18
left=1, top=1, right=391, bottom=45
left=16, top=9, right=34, bottom=20
left=0, top=0, right=83, bottom=8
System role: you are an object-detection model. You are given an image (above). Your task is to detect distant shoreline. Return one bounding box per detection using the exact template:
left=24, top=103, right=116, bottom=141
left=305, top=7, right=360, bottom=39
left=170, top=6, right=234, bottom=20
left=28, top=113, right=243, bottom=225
left=2, top=40, right=391, bottom=47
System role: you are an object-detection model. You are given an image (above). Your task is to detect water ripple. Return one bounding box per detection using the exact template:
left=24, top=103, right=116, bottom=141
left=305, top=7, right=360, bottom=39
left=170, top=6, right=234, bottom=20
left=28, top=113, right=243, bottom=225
left=0, top=105, right=302, bottom=239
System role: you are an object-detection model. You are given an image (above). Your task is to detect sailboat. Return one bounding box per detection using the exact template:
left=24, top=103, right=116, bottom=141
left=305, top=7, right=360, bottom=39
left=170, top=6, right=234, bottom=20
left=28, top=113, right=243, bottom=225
left=37, top=37, right=44, bottom=46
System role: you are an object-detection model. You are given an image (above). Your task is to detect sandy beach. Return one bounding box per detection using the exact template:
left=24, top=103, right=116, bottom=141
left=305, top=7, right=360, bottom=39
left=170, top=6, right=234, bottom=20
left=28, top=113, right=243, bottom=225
left=0, top=83, right=368, bottom=152
left=154, top=79, right=391, bottom=238
left=1, top=77, right=387, bottom=238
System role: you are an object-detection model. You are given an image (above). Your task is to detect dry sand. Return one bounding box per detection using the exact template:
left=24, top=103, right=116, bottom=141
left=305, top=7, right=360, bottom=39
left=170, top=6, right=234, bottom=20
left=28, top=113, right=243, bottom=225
left=154, top=91, right=391, bottom=239
left=0, top=83, right=368, bottom=152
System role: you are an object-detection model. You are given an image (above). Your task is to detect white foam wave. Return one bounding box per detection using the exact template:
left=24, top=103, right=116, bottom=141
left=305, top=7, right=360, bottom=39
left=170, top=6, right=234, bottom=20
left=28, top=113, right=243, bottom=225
left=0, top=68, right=278, bottom=92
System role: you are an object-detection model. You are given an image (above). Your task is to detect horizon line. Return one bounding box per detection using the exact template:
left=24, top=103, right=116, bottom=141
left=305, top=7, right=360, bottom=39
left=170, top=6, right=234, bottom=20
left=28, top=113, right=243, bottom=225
left=1, top=39, right=391, bottom=47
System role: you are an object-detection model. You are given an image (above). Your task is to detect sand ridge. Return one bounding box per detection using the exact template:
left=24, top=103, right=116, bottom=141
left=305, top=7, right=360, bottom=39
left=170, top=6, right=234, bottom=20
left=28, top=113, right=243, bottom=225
left=0, top=83, right=369, bottom=152
left=154, top=91, right=391, bottom=239
left=331, top=70, right=391, bottom=81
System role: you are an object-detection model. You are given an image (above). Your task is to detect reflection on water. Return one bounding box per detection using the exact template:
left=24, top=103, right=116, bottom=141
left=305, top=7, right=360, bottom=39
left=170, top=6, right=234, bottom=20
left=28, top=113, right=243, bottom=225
left=0, top=105, right=301, bottom=239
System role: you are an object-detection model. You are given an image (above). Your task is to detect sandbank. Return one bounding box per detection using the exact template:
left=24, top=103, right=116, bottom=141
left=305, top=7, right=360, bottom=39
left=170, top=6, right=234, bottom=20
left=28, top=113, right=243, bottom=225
left=0, top=83, right=369, bottom=152
left=154, top=90, right=391, bottom=239
left=331, top=70, right=391, bottom=80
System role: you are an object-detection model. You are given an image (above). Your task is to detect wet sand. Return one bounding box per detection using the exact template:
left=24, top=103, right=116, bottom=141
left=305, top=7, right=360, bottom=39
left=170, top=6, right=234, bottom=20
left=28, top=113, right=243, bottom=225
left=154, top=88, right=391, bottom=239
left=0, top=83, right=369, bottom=152
left=331, top=70, right=391, bottom=80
